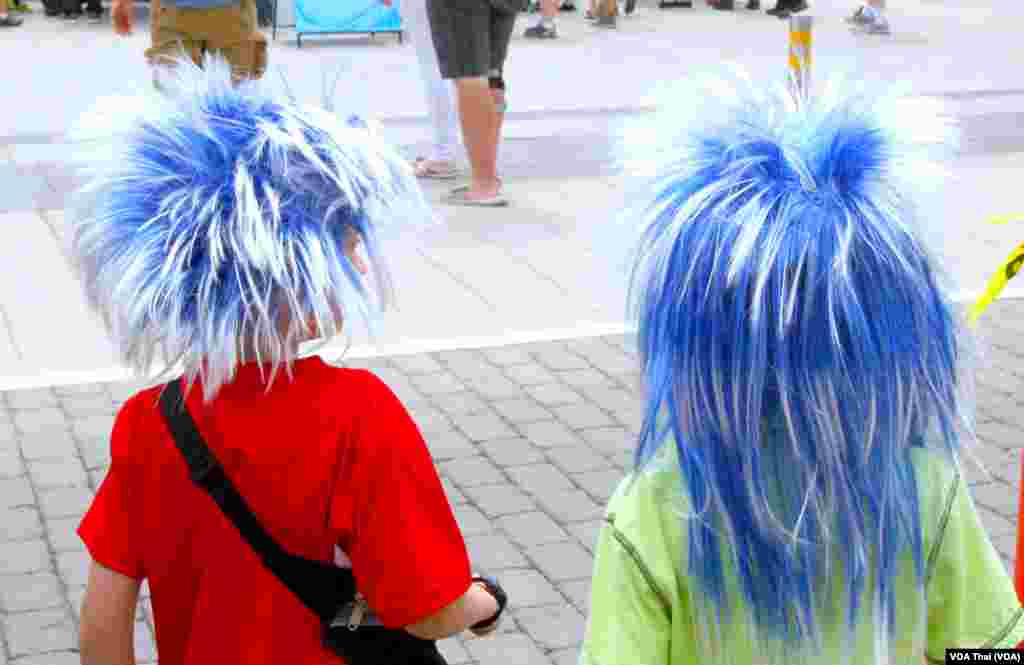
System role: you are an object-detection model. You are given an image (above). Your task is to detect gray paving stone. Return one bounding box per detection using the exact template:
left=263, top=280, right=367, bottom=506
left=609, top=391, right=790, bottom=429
left=497, top=511, right=571, bottom=547
left=462, top=632, right=552, bottom=665
left=515, top=604, right=587, bottom=650
left=571, top=469, right=623, bottom=503
left=517, top=421, right=584, bottom=449
left=979, top=505, right=1017, bottom=539
left=440, top=456, right=506, bottom=487
left=555, top=369, right=617, bottom=390
left=531, top=349, right=591, bottom=372
left=550, top=647, right=582, bottom=665
left=38, top=487, right=93, bottom=519
left=1, top=508, right=43, bottom=542
left=525, top=384, right=586, bottom=407
left=106, top=382, right=144, bottom=405
left=58, top=394, right=118, bottom=418
left=0, top=477, right=35, bottom=510
left=0, top=448, right=25, bottom=479
left=490, top=399, right=554, bottom=425
left=462, top=484, right=537, bottom=518
left=499, top=568, right=564, bottom=608
left=56, top=550, right=91, bottom=588
left=544, top=446, right=614, bottom=475
left=389, top=354, right=444, bottom=375
left=526, top=541, right=594, bottom=582
left=450, top=412, right=517, bottom=443
left=410, top=372, right=468, bottom=396
left=53, top=383, right=107, bottom=398
left=566, top=520, right=605, bottom=555
left=17, top=431, right=78, bottom=462
left=502, top=363, right=561, bottom=387
left=12, top=409, right=69, bottom=438
left=613, top=406, right=643, bottom=435
left=431, top=391, right=492, bottom=416
left=0, top=540, right=50, bottom=576
left=441, top=478, right=468, bottom=505
left=576, top=426, right=632, bottom=455
left=0, top=424, right=16, bottom=447
left=559, top=578, right=592, bottom=614
left=69, top=415, right=115, bottom=443
left=10, top=651, right=82, bottom=665
left=465, top=375, right=525, bottom=400
left=535, top=490, right=604, bottom=524
left=570, top=347, right=637, bottom=375
left=454, top=504, right=495, bottom=536
left=423, top=427, right=478, bottom=462
left=4, top=389, right=57, bottom=411
left=87, top=468, right=108, bottom=491
left=3, top=608, right=77, bottom=658
left=549, top=404, right=616, bottom=430
left=972, top=482, right=1018, bottom=520
left=481, top=346, right=534, bottom=367
left=406, top=405, right=452, bottom=433
left=504, top=464, right=574, bottom=497
left=478, top=438, right=548, bottom=468
left=464, top=534, right=530, bottom=572
left=0, top=572, right=64, bottom=613
left=576, top=386, right=638, bottom=414
left=45, top=517, right=85, bottom=553
left=993, top=531, right=1017, bottom=564
left=978, top=421, right=1024, bottom=450
left=76, top=437, right=110, bottom=471
left=27, top=458, right=89, bottom=490
left=437, top=637, right=473, bottom=664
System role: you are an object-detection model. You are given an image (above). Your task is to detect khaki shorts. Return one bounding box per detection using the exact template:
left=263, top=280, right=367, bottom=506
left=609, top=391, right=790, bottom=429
left=146, top=0, right=267, bottom=82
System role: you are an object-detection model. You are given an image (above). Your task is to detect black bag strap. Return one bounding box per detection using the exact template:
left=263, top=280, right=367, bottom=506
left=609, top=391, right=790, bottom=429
left=158, top=379, right=356, bottom=622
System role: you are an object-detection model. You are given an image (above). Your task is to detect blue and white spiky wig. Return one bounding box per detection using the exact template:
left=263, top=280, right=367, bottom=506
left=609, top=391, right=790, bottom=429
left=622, top=70, right=968, bottom=663
left=67, top=56, right=433, bottom=401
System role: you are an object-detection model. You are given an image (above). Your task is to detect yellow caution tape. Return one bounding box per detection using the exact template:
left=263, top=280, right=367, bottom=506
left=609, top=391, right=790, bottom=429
left=969, top=241, right=1024, bottom=324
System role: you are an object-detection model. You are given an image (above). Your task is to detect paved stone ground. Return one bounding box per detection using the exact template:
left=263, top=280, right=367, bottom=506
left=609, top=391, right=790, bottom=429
left=0, top=300, right=1020, bottom=665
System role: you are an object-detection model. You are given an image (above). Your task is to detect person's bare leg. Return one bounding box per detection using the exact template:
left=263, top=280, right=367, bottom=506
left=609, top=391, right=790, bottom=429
left=454, top=77, right=501, bottom=198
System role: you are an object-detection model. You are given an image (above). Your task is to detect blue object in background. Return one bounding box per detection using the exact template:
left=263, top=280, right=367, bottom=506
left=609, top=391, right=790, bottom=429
left=295, top=0, right=402, bottom=37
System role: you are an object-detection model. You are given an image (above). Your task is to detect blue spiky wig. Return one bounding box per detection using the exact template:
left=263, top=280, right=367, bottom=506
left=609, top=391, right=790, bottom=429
left=68, top=56, right=433, bottom=401
left=623, top=72, right=967, bottom=661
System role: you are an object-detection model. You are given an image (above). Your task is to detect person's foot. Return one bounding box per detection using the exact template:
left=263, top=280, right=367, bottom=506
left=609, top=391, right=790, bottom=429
left=524, top=20, right=557, bottom=38
left=766, top=0, right=806, bottom=16
left=713, top=0, right=734, bottom=10
left=559, top=0, right=575, bottom=9
left=444, top=183, right=508, bottom=207
left=745, top=0, right=759, bottom=9
left=86, top=8, right=103, bottom=21
left=0, top=13, right=23, bottom=24
left=414, top=159, right=459, bottom=180
left=594, top=12, right=616, bottom=25
left=63, top=10, right=82, bottom=19
left=854, top=12, right=890, bottom=33
left=844, top=5, right=872, bottom=23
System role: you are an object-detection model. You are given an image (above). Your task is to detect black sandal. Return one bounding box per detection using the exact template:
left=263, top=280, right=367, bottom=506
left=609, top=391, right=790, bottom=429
left=0, top=14, right=24, bottom=25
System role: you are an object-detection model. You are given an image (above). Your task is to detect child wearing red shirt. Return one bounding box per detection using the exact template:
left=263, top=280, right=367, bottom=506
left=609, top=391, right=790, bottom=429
left=69, top=56, right=505, bottom=665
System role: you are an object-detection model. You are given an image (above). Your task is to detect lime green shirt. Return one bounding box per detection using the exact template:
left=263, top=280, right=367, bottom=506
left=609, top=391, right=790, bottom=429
left=581, top=446, right=1024, bottom=665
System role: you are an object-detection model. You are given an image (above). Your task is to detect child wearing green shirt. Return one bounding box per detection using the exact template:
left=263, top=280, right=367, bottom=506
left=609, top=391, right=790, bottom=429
left=581, top=73, right=1024, bottom=665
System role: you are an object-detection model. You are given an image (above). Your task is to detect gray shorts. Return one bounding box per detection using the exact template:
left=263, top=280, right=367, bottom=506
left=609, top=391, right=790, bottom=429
left=426, top=0, right=518, bottom=80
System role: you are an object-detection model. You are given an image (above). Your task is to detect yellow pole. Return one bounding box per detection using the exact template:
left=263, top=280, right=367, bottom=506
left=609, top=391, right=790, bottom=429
left=788, top=16, right=813, bottom=102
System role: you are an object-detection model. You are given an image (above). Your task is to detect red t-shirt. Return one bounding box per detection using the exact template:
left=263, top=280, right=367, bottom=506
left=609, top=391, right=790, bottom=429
left=78, top=356, right=472, bottom=665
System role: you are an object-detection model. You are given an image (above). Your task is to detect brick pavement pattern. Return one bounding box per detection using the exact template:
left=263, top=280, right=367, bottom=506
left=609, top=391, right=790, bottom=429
left=0, top=300, right=1020, bottom=664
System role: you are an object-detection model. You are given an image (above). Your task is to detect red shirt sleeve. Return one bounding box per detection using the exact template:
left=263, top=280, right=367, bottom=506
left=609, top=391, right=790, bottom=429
left=329, top=371, right=471, bottom=629
left=78, top=395, right=146, bottom=580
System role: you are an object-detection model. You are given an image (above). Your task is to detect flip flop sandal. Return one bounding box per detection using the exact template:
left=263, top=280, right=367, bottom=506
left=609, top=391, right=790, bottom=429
left=415, top=160, right=459, bottom=180
left=443, top=187, right=508, bottom=207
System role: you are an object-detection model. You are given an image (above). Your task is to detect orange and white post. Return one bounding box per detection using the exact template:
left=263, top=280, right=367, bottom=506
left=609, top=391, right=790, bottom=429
left=788, top=16, right=813, bottom=102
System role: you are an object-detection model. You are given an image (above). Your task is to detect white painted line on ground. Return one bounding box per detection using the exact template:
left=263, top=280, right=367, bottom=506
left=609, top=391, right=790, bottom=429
left=0, top=289, right=1020, bottom=393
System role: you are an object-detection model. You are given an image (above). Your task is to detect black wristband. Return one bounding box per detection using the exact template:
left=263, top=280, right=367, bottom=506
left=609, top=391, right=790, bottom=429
left=469, top=576, right=507, bottom=631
